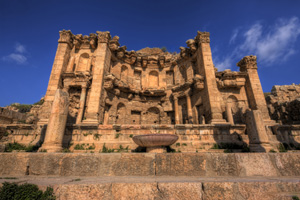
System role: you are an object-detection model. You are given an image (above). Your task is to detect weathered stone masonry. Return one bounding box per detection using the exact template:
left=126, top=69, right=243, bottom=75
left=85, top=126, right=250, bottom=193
left=1, top=30, right=300, bottom=152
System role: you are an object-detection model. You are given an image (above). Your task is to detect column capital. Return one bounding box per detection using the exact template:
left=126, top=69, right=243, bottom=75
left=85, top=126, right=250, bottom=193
left=237, top=55, right=257, bottom=72
left=195, top=31, right=210, bottom=44
left=96, top=31, right=111, bottom=44
left=58, top=30, right=73, bottom=48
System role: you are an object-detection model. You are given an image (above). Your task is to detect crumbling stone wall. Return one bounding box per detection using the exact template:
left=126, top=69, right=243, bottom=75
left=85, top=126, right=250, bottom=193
left=266, top=84, right=300, bottom=124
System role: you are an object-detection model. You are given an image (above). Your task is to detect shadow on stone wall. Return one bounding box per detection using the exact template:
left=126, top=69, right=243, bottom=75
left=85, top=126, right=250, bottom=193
left=213, top=129, right=250, bottom=152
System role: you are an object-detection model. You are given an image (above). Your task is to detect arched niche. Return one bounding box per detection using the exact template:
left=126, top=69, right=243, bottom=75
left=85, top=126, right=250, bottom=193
left=116, top=103, right=126, bottom=124
left=77, top=53, right=90, bottom=72
left=120, top=65, right=128, bottom=83
left=149, top=71, right=159, bottom=88
left=227, top=95, right=242, bottom=124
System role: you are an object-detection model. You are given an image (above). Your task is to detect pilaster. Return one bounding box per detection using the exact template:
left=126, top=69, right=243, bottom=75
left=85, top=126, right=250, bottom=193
left=40, top=30, right=73, bottom=123
left=195, top=32, right=226, bottom=124
left=84, top=31, right=111, bottom=123
left=237, top=55, right=270, bottom=121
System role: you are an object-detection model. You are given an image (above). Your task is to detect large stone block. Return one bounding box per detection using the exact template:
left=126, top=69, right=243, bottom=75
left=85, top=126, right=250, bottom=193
left=235, top=153, right=278, bottom=176
left=155, top=153, right=206, bottom=176
left=0, top=153, right=29, bottom=176
left=54, top=183, right=112, bottom=200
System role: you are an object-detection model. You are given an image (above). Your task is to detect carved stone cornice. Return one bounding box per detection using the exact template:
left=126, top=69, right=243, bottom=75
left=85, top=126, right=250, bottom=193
left=216, top=70, right=247, bottom=89
left=186, top=39, right=197, bottom=53
left=237, top=55, right=257, bottom=72
left=142, top=56, right=148, bottom=68
left=116, top=46, right=127, bottom=59
left=89, top=33, right=97, bottom=49
left=58, top=30, right=73, bottom=48
left=195, top=31, right=210, bottom=44
left=73, top=34, right=83, bottom=50
left=159, top=56, right=165, bottom=68
left=109, top=36, right=120, bottom=51
left=81, top=35, right=90, bottom=49
left=96, top=31, right=111, bottom=44
left=193, top=74, right=205, bottom=91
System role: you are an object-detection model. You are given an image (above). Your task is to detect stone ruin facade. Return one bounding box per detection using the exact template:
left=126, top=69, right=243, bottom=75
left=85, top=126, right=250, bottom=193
left=266, top=84, right=300, bottom=124
left=1, top=30, right=300, bottom=152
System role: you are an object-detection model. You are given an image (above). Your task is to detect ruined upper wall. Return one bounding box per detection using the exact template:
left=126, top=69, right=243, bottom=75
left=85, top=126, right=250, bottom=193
left=266, top=84, right=300, bottom=124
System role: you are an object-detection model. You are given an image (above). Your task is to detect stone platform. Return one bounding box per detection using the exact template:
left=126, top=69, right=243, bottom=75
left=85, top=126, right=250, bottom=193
left=0, top=152, right=299, bottom=199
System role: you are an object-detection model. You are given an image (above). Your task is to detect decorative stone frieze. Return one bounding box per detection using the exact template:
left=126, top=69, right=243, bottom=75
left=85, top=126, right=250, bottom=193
left=216, top=70, right=246, bottom=89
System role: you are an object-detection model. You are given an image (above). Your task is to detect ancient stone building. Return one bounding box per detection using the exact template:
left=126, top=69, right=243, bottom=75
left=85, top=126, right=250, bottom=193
left=1, top=30, right=300, bottom=152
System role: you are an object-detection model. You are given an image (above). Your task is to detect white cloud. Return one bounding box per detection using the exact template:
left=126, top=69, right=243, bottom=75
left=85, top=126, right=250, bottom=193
left=1, top=42, right=28, bottom=65
left=15, top=43, right=26, bottom=53
left=214, top=17, right=300, bottom=70
left=229, top=28, right=239, bottom=45
left=2, top=53, right=27, bottom=64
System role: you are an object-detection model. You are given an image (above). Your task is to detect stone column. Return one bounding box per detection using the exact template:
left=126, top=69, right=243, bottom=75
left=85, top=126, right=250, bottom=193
left=226, top=102, right=234, bottom=125
left=195, top=32, right=226, bottom=124
left=237, top=56, right=271, bottom=121
left=39, top=30, right=73, bottom=124
left=40, top=89, right=69, bottom=152
left=44, top=30, right=73, bottom=102
left=84, top=31, right=111, bottom=124
left=173, top=96, right=180, bottom=124
left=186, top=92, right=193, bottom=124
left=76, top=85, right=87, bottom=124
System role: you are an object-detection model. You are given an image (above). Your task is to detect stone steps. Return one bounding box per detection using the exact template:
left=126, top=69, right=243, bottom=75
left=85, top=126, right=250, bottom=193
left=0, top=176, right=299, bottom=200
left=0, top=152, right=300, bottom=199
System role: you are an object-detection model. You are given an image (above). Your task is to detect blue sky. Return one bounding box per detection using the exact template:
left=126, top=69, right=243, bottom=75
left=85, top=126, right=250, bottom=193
left=1, top=0, right=300, bottom=106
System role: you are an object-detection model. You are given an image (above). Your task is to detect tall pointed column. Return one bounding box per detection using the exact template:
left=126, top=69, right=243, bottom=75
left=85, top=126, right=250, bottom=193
left=237, top=56, right=270, bottom=121
left=76, top=85, right=87, bottom=124
left=84, top=31, right=112, bottom=124
left=40, top=89, right=69, bottom=152
left=195, top=32, right=226, bottom=124
left=40, top=30, right=73, bottom=123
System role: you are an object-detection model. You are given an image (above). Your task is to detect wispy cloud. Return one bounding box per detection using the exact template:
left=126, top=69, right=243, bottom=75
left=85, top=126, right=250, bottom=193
left=2, top=53, right=27, bottom=64
left=214, top=17, right=300, bottom=70
left=1, top=42, right=28, bottom=64
left=15, top=43, right=27, bottom=54
left=229, top=28, right=239, bottom=45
